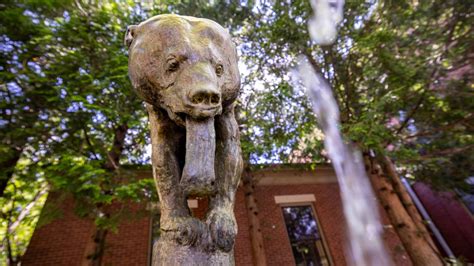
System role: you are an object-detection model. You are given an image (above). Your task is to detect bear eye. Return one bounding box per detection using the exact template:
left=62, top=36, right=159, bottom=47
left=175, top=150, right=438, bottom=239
left=215, top=64, right=224, bottom=77
left=167, top=58, right=180, bottom=72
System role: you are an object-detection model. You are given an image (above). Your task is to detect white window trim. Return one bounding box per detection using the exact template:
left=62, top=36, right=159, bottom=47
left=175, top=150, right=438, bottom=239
left=187, top=199, right=198, bottom=209
left=274, top=194, right=316, bottom=204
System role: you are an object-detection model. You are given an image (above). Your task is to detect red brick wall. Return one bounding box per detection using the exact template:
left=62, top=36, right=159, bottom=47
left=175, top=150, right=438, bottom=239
left=413, top=182, right=474, bottom=263
left=190, top=197, right=209, bottom=220
left=22, top=194, right=151, bottom=266
left=253, top=183, right=346, bottom=265
left=22, top=194, right=95, bottom=265
left=23, top=175, right=410, bottom=265
left=101, top=213, right=151, bottom=265
left=249, top=183, right=411, bottom=266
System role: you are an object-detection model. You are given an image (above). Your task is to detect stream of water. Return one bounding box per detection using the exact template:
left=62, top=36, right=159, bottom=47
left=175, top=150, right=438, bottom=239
left=298, top=1, right=392, bottom=265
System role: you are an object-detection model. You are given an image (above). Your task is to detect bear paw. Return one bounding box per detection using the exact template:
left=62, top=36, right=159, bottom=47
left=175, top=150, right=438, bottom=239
left=207, top=210, right=237, bottom=252
left=165, top=217, right=207, bottom=246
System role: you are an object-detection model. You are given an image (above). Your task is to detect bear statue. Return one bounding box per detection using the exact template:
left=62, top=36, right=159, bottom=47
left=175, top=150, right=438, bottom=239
left=125, top=14, right=243, bottom=264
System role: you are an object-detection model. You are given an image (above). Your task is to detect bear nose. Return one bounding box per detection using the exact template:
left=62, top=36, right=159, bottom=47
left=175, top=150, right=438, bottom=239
left=189, top=88, right=221, bottom=107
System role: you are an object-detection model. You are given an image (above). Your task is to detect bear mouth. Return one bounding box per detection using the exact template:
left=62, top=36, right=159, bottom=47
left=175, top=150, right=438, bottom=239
left=171, top=107, right=221, bottom=128
left=160, top=103, right=219, bottom=196
left=174, top=112, right=187, bottom=127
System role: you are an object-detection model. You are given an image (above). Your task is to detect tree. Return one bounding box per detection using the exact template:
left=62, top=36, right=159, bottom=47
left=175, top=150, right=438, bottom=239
left=238, top=0, right=472, bottom=264
left=1, top=1, right=155, bottom=264
left=0, top=1, right=254, bottom=264
left=1, top=0, right=472, bottom=264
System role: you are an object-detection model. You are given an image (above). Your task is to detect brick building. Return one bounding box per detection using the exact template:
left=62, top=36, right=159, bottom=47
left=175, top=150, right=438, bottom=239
left=412, top=182, right=474, bottom=263
left=23, top=165, right=415, bottom=265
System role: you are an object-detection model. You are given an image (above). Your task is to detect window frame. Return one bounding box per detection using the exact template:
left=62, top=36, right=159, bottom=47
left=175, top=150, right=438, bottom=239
left=279, top=202, right=333, bottom=266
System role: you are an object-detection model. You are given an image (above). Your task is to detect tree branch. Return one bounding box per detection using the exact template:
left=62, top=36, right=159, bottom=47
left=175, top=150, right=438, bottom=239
left=394, top=89, right=427, bottom=135
left=404, top=115, right=473, bottom=139
left=83, top=127, right=99, bottom=160
left=103, top=123, right=128, bottom=171
left=419, top=144, right=474, bottom=159
left=394, top=12, right=461, bottom=137
left=8, top=185, right=49, bottom=234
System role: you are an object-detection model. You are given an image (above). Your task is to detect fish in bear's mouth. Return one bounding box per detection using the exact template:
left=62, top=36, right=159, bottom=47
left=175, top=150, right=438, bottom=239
left=167, top=111, right=218, bottom=197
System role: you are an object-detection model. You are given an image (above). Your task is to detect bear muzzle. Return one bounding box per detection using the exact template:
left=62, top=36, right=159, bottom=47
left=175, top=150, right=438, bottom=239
left=183, top=80, right=223, bottom=120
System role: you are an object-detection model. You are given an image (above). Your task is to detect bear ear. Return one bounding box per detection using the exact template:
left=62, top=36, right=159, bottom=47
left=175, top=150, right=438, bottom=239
left=124, top=25, right=138, bottom=49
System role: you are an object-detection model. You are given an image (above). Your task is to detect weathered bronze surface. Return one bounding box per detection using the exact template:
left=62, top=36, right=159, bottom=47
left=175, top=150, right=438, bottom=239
left=125, top=14, right=243, bottom=265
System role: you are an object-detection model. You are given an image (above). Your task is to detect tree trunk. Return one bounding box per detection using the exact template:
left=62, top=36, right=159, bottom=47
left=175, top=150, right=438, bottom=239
left=0, top=146, right=23, bottom=197
left=6, top=232, right=18, bottom=266
left=380, top=155, right=438, bottom=249
left=364, top=155, right=443, bottom=266
left=82, top=227, right=109, bottom=266
left=82, top=123, right=128, bottom=265
left=103, top=124, right=128, bottom=171
left=90, top=229, right=108, bottom=266
left=8, top=186, right=48, bottom=233
left=242, top=168, right=267, bottom=266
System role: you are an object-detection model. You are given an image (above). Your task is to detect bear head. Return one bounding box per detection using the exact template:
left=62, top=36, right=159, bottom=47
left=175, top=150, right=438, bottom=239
left=125, top=14, right=240, bottom=127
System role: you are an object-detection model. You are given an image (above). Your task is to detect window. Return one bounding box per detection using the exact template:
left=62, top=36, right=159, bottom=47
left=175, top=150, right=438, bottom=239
left=282, top=205, right=330, bottom=266
left=457, top=177, right=474, bottom=215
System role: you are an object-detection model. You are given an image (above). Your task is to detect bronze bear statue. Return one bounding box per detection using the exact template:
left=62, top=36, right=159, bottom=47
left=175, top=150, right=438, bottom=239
left=126, top=14, right=243, bottom=264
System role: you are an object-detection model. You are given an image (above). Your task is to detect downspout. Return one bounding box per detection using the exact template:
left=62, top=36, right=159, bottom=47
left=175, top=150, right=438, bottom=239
left=401, top=177, right=456, bottom=261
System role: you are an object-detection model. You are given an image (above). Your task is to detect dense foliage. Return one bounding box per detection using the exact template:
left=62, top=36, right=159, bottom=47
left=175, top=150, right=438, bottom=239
left=0, top=1, right=255, bottom=263
left=242, top=0, right=473, bottom=185
left=0, top=0, right=472, bottom=264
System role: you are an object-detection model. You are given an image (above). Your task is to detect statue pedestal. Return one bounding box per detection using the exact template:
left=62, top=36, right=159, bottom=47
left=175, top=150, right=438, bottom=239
left=152, top=239, right=234, bottom=266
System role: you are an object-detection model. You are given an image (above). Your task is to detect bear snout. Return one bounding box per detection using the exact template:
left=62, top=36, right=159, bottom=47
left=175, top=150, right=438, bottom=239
left=185, top=86, right=222, bottom=119
left=189, top=87, right=221, bottom=107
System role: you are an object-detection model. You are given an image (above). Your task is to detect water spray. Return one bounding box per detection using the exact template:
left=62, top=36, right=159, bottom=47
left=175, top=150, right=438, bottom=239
left=298, top=1, right=392, bottom=265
